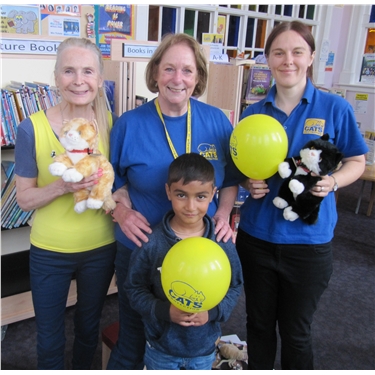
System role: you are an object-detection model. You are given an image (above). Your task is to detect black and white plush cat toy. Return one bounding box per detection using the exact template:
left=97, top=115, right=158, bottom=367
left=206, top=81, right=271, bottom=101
left=273, top=134, right=343, bottom=224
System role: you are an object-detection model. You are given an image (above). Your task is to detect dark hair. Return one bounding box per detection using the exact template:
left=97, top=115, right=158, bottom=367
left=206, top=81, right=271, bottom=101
left=167, top=153, right=215, bottom=187
left=265, top=21, right=315, bottom=80
left=145, top=33, right=208, bottom=97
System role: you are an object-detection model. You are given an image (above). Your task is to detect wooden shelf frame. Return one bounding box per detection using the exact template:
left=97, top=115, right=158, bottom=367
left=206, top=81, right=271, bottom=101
left=1, top=276, right=117, bottom=326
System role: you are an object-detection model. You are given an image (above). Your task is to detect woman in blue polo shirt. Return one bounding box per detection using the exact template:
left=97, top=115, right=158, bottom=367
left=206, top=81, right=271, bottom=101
left=236, top=21, right=368, bottom=370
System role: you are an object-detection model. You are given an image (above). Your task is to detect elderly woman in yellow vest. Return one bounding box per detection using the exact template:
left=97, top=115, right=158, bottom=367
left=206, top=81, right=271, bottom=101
left=14, top=38, right=117, bottom=370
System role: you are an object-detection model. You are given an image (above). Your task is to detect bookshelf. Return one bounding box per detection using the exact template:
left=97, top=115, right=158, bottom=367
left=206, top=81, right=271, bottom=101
left=206, top=62, right=245, bottom=127
left=206, top=60, right=255, bottom=126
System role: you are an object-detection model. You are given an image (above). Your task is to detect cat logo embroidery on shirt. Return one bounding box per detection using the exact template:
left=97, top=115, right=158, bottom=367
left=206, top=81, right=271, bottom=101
left=303, top=119, right=325, bottom=136
left=197, top=143, right=218, bottom=160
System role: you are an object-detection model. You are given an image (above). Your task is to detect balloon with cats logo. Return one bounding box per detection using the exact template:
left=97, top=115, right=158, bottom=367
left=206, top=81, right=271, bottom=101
left=230, top=114, right=288, bottom=180
left=161, top=237, right=231, bottom=313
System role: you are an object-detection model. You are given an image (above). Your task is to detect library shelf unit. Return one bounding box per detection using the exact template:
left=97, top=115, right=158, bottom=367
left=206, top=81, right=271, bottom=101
left=206, top=60, right=256, bottom=126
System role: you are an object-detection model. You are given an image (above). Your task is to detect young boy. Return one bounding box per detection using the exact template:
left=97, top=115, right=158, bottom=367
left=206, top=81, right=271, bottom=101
left=125, top=153, right=243, bottom=370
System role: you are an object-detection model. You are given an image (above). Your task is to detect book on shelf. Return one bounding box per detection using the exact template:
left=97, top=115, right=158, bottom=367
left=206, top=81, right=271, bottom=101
left=1, top=174, right=16, bottom=210
left=1, top=160, right=34, bottom=229
left=364, top=131, right=375, bottom=165
left=2, top=199, right=19, bottom=229
left=230, top=212, right=240, bottom=233
left=229, top=57, right=255, bottom=66
left=18, top=87, right=32, bottom=117
left=16, top=210, right=29, bottom=228
left=244, top=64, right=273, bottom=103
left=6, top=89, right=21, bottom=126
left=1, top=191, right=17, bottom=228
left=5, top=86, right=26, bottom=122
left=1, top=160, right=15, bottom=192
left=104, top=80, right=115, bottom=112
left=235, top=186, right=249, bottom=205
left=21, top=209, right=34, bottom=227
left=7, top=205, right=23, bottom=229
left=1, top=90, right=16, bottom=145
left=1, top=115, right=6, bottom=147
left=32, top=82, right=53, bottom=111
left=220, top=108, right=235, bottom=126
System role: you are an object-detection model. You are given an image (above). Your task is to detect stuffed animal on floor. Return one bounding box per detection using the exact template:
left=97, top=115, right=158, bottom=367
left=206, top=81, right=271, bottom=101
left=49, top=117, right=116, bottom=214
left=273, top=134, right=343, bottom=224
left=215, top=341, right=248, bottom=370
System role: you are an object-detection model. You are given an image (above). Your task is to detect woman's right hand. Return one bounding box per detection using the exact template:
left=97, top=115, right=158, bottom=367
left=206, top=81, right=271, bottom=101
left=61, top=169, right=103, bottom=194
left=243, top=179, right=270, bottom=199
left=111, top=202, right=152, bottom=247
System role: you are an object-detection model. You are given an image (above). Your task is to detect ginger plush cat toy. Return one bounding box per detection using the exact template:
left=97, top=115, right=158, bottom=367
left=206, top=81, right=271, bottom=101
left=273, top=134, right=343, bottom=224
left=49, top=117, right=116, bottom=214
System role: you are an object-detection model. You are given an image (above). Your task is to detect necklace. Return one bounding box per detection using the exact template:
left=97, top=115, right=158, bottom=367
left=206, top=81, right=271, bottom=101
left=170, top=223, right=206, bottom=238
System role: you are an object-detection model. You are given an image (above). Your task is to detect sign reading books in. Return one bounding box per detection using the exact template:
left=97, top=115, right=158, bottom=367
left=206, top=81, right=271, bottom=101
left=122, top=43, right=158, bottom=59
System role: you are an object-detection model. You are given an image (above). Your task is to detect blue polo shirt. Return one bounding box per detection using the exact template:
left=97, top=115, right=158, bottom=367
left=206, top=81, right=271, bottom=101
left=239, top=78, right=368, bottom=244
left=110, top=99, right=242, bottom=250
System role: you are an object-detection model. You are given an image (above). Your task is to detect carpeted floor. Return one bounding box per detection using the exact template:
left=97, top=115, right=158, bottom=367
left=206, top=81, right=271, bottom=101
left=1, top=179, right=374, bottom=370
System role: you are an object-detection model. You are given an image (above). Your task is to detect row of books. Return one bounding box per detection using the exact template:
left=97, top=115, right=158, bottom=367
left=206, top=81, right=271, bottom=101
left=364, top=131, right=375, bottom=165
left=1, top=81, right=61, bottom=147
left=1, top=161, right=34, bottom=230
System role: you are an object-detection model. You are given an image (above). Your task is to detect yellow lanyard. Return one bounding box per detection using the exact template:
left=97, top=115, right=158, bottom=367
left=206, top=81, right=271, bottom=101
left=155, top=98, right=191, bottom=159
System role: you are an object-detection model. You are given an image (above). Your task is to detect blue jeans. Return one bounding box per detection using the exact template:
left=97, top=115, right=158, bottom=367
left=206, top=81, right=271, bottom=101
left=106, top=242, right=145, bottom=369
left=145, top=341, right=216, bottom=370
left=235, top=229, right=333, bottom=370
left=30, top=243, right=116, bottom=370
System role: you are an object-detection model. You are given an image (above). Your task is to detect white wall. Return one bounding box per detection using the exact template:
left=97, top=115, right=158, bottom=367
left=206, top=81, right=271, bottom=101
left=314, top=5, right=374, bottom=134
left=1, top=58, right=56, bottom=88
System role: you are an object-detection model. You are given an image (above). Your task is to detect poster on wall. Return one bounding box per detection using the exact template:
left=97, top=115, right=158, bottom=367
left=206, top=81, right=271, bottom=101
left=40, top=4, right=81, bottom=37
left=325, top=52, right=335, bottom=72
left=360, top=53, right=375, bottom=84
left=48, top=16, right=80, bottom=37
left=95, top=4, right=135, bottom=59
left=217, top=15, right=226, bottom=37
left=354, top=93, right=368, bottom=115
left=40, top=4, right=81, bottom=17
left=0, top=5, right=40, bottom=35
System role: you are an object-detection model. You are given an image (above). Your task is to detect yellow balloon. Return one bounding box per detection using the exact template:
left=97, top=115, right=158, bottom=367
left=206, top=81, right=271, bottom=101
left=230, top=114, right=288, bottom=179
left=161, top=237, right=231, bottom=313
